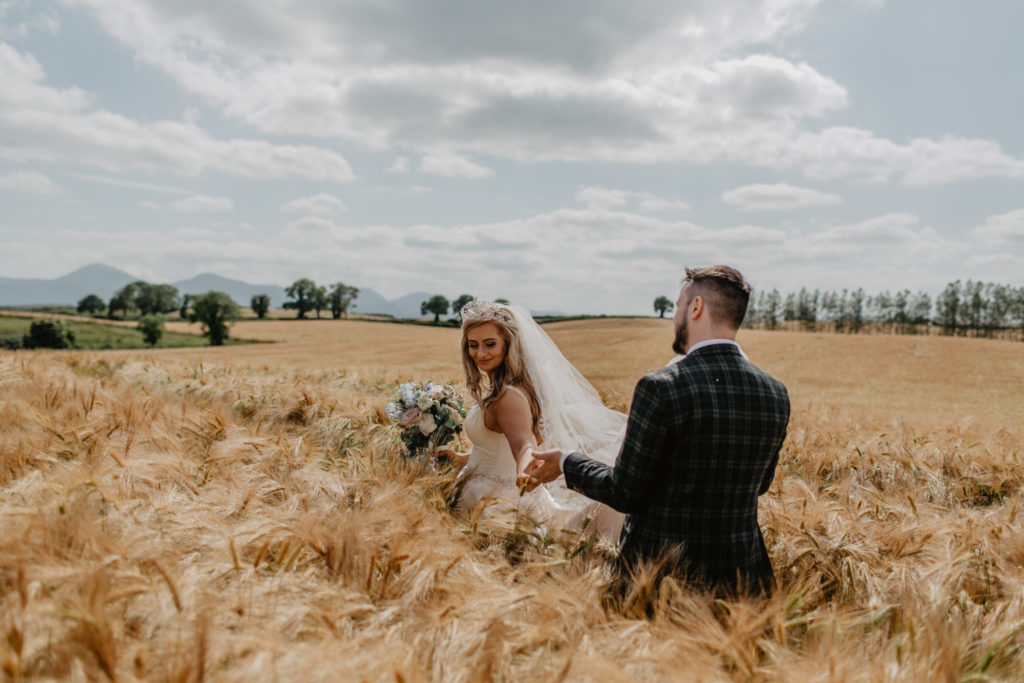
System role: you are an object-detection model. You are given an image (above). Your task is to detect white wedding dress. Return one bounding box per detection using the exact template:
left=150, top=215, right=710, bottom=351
left=455, top=306, right=627, bottom=542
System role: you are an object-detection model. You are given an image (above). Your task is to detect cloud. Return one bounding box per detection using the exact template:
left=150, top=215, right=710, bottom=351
left=4, top=198, right=1014, bottom=313
left=282, top=193, right=346, bottom=216
left=419, top=152, right=493, bottom=178
left=76, top=173, right=191, bottom=195
left=388, top=156, right=410, bottom=172
left=0, top=170, right=60, bottom=194
left=575, top=186, right=689, bottom=212
left=0, top=41, right=356, bottom=182
left=971, top=209, right=1024, bottom=248
left=0, top=2, right=61, bottom=40
left=770, top=128, right=1024, bottom=185
left=170, top=194, right=234, bottom=212
left=721, top=183, right=844, bottom=211
left=45, top=1, right=1024, bottom=185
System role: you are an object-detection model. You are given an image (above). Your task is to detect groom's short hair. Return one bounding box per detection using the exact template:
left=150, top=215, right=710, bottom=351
left=683, top=265, right=751, bottom=329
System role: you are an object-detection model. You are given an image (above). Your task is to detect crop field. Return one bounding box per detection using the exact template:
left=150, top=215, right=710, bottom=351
left=1, top=317, right=1023, bottom=680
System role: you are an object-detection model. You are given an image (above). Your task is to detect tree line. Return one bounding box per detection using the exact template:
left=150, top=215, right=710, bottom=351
left=72, top=277, right=360, bottom=346
left=738, top=280, right=1024, bottom=339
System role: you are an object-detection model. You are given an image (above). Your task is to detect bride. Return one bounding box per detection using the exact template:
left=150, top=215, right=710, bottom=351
left=436, top=301, right=626, bottom=541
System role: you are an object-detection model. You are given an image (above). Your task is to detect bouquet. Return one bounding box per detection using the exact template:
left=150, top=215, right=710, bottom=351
left=385, top=381, right=467, bottom=458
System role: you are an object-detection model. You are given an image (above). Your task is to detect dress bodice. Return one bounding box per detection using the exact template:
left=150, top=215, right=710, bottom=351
left=462, top=402, right=517, bottom=486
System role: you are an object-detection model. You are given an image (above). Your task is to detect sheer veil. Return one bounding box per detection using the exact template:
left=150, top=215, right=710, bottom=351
left=507, top=305, right=627, bottom=471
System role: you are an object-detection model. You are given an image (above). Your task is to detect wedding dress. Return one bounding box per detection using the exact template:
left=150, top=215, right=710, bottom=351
left=455, top=305, right=627, bottom=542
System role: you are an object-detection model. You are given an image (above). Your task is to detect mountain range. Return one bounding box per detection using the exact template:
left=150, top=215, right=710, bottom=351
left=0, top=264, right=436, bottom=319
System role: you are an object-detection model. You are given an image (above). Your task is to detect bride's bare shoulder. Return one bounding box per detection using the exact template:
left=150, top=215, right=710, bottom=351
left=484, top=385, right=531, bottom=430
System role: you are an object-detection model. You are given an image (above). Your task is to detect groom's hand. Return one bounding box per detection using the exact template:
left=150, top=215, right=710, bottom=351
left=526, top=448, right=565, bottom=484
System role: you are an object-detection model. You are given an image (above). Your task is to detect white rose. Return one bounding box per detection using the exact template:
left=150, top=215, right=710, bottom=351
left=417, top=413, right=437, bottom=435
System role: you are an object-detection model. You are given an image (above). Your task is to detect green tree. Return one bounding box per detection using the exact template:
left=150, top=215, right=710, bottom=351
left=783, top=292, right=797, bottom=322
left=135, top=283, right=180, bottom=316
left=451, top=294, right=475, bottom=321
left=764, top=289, right=782, bottom=330
left=796, top=287, right=818, bottom=331
left=494, top=298, right=510, bottom=305
left=909, top=292, right=932, bottom=328
left=312, top=285, right=328, bottom=319
left=653, top=295, right=674, bottom=318
left=190, top=291, right=240, bottom=346
left=251, top=294, right=271, bottom=319
left=137, top=314, right=165, bottom=346
left=22, top=319, right=75, bottom=349
left=893, top=290, right=910, bottom=333
left=421, top=295, right=450, bottom=324
left=1012, top=287, right=1024, bottom=341
left=179, top=294, right=194, bottom=320
left=328, top=283, right=359, bottom=320
left=284, top=278, right=318, bottom=319
left=76, top=294, right=106, bottom=316
left=108, top=281, right=143, bottom=319
left=936, top=280, right=961, bottom=335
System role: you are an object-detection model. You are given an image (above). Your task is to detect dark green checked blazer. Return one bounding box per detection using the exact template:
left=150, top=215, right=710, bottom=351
left=563, top=343, right=790, bottom=595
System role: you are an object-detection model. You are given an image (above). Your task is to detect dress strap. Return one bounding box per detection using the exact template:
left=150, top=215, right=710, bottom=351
left=504, top=385, right=528, bottom=402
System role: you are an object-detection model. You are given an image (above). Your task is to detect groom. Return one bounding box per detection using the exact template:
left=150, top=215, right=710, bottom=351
left=524, top=265, right=790, bottom=598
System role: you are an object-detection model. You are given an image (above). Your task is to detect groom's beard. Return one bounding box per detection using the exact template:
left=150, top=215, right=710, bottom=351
left=672, top=316, right=688, bottom=355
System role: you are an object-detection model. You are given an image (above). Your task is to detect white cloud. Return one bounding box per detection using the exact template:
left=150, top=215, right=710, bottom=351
left=419, top=152, right=493, bottom=178
left=576, top=186, right=689, bottom=212
left=971, top=209, right=1024, bottom=248
left=722, top=183, right=843, bottom=211
left=388, top=156, right=410, bottom=172
left=0, top=41, right=356, bottom=182
left=282, top=192, right=346, bottom=216
left=76, top=173, right=191, bottom=194
left=770, top=128, right=1024, bottom=185
left=0, top=170, right=60, bottom=194
left=42, top=1, right=1023, bottom=185
left=170, top=194, right=234, bottom=212
left=3, top=199, right=1013, bottom=313
left=0, top=2, right=61, bottom=40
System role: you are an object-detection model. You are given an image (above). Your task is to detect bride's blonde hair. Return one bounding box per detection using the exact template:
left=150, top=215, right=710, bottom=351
left=460, top=302, right=541, bottom=440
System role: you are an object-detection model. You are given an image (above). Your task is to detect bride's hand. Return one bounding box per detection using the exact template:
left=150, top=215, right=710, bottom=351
left=433, top=448, right=469, bottom=467
left=516, top=448, right=540, bottom=492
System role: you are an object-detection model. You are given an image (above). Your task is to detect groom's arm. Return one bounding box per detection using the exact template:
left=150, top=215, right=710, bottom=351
left=563, top=375, right=668, bottom=513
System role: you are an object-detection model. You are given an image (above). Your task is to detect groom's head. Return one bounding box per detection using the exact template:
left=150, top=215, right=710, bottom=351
left=673, top=265, right=751, bottom=354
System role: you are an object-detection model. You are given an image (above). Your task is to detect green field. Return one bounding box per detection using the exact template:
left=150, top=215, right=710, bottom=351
left=0, top=313, right=250, bottom=349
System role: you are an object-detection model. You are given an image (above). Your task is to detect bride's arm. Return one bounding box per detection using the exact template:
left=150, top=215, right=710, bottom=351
left=488, top=389, right=538, bottom=482
left=433, top=448, right=469, bottom=468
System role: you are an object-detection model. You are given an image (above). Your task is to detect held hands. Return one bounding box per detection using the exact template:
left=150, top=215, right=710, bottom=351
left=516, top=447, right=539, bottom=493
left=527, top=448, right=565, bottom=484
left=515, top=448, right=566, bottom=493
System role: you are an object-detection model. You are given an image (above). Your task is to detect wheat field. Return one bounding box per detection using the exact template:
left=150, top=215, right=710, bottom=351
left=2, top=318, right=1023, bottom=681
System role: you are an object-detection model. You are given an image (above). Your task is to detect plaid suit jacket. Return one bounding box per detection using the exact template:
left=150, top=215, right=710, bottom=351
left=563, top=343, right=790, bottom=594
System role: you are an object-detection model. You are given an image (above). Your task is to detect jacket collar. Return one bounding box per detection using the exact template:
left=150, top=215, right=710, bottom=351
left=684, top=339, right=748, bottom=361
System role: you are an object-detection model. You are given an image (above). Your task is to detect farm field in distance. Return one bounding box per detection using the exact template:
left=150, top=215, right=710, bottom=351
left=2, top=317, right=1023, bottom=680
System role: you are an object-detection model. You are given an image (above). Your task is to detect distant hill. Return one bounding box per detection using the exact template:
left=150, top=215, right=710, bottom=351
left=173, top=273, right=288, bottom=309
left=0, top=263, right=444, bottom=318
left=0, top=263, right=138, bottom=306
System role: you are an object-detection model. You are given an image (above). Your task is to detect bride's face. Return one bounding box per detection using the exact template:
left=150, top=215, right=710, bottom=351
left=466, top=322, right=508, bottom=374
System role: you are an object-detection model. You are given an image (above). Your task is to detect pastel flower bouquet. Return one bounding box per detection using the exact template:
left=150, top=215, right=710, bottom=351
left=385, top=381, right=467, bottom=458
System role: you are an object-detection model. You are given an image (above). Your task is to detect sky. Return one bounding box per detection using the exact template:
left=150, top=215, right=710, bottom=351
left=1, top=0, right=1022, bottom=314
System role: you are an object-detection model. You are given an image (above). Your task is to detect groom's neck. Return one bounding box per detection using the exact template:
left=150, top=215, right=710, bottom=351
left=685, top=325, right=737, bottom=352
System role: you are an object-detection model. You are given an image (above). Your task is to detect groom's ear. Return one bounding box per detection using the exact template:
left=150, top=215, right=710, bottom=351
left=690, top=295, right=704, bottom=319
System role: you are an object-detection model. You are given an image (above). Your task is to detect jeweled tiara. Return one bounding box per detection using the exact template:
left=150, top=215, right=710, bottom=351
left=460, top=300, right=513, bottom=324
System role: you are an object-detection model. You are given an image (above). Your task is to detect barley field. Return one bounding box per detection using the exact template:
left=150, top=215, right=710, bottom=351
left=2, top=317, right=1023, bottom=681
